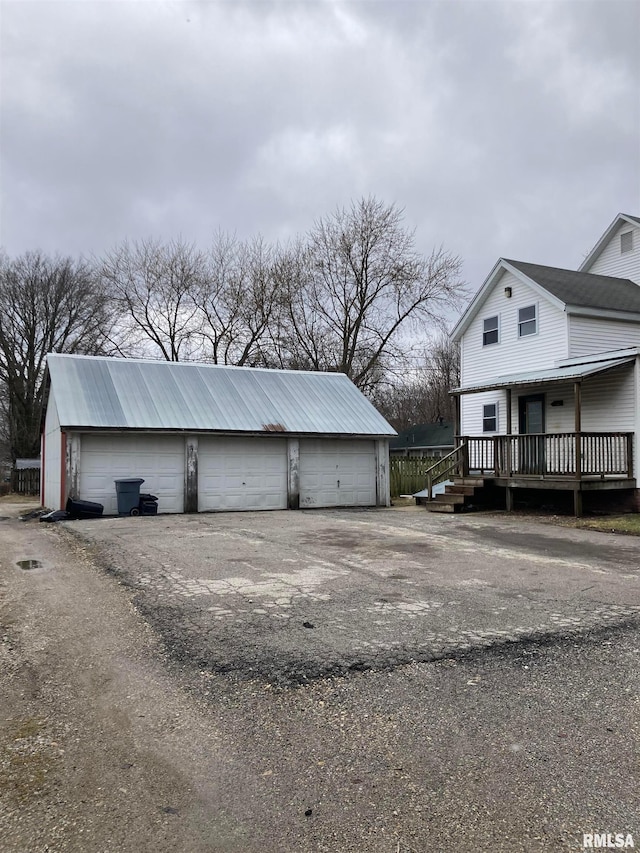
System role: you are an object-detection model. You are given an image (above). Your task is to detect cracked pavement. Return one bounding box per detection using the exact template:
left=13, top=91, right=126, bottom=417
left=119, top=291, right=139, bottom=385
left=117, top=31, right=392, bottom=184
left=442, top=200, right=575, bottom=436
left=69, top=506, right=640, bottom=685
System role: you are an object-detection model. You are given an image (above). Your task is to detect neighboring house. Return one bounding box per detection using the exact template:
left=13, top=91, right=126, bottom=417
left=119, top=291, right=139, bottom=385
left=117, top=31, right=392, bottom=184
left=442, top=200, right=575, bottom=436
left=42, top=354, right=396, bottom=514
left=390, top=421, right=454, bottom=458
left=440, top=213, right=640, bottom=515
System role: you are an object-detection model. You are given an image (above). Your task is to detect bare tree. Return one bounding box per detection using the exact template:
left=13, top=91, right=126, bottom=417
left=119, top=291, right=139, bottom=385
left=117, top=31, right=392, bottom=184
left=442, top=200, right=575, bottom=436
left=197, top=233, right=282, bottom=366
left=101, top=234, right=283, bottom=367
left=100, top=238, right=204, bottom=361
left=272, top=197, right=464, bottom=393
left=0, top=250, right=117, bottom=459
left=372, top=335, right=460, bottom=430
left=423, top=333, right=460, bottom=422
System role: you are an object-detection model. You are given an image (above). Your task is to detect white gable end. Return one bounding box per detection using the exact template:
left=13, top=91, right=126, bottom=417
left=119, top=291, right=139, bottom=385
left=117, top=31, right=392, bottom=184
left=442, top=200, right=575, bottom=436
left=461, top=269, right=568, bottom=387
left=581, top=219, right=640, bottom=284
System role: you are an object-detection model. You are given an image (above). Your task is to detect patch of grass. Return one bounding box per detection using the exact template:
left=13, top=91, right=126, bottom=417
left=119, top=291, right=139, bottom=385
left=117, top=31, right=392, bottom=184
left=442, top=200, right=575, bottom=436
left=569, top=514, right=640, bottom=535
left=0, top=716, right=55, bottom=801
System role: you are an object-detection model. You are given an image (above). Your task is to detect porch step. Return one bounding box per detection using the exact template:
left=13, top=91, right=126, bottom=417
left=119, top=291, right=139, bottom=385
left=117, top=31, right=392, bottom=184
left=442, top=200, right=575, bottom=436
left=444, top=484, right=475, bottom=496
left=435, top=492, right=465, bottom=504
left=424, top=477, right=486, bottom=514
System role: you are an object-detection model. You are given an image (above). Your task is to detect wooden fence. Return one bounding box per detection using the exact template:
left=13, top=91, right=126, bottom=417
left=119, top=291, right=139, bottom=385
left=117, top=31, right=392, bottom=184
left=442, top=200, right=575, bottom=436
left=390, top=456, right=449, bottom=498
left=12, top=467, right=40, bottom=495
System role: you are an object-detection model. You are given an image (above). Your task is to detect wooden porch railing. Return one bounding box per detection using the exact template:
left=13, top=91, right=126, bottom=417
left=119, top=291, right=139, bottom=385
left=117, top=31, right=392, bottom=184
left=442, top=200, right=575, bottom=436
left=455, top=432, right=633, bottom=479
left=423, top=443, right=469, bottom=501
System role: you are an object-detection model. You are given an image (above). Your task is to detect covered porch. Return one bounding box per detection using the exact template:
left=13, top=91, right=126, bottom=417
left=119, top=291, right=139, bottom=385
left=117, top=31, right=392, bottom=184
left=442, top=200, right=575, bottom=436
left=456, top=431, right=634, bottom=515
left=441, top=355, right=638, bottom=515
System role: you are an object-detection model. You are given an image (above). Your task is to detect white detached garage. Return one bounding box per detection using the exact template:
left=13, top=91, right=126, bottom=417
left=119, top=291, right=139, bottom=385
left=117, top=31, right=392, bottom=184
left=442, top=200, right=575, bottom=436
left=42, top=354, right=396, bottom=515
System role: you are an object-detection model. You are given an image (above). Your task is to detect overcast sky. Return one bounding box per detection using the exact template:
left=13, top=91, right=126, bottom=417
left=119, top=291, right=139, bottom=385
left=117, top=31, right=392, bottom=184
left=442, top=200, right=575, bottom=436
left=2, top=0, right=639, bottom=310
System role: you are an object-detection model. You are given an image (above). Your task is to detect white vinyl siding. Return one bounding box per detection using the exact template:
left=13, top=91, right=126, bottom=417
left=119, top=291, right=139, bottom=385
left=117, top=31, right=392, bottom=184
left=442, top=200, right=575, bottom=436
left=80, top=434, right=185, bottom=514
left=568, top=316, right=640, bottom=358
left=461, top=270, right=568, bottom=387
left=542, top=385, right=573, bottom=434
left=584, top=222, right=640, bottom=284
left=460, top=391, right=507, bottom=436
left=198, top=436, right=287, bottom=512
left=43, top=394, right=62, bottom=509
left=299, top=439, right=376, bottom=508
left=580, top=365, right=636, bottom=432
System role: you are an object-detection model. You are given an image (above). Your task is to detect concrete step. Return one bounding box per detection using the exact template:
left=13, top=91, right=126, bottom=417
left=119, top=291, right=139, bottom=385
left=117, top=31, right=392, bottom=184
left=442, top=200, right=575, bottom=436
left=425, top=501, right=456, bottom=513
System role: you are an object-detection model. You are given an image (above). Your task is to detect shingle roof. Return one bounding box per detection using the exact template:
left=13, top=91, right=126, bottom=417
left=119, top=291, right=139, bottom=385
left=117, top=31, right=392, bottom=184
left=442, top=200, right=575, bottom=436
left=504, top=260, right=640, bottom=314
left=46, top=354, right=396, bottom=436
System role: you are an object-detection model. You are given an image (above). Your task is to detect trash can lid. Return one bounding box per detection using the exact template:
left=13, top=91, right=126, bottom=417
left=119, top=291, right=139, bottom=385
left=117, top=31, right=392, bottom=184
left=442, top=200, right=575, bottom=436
left=114, top=478, right=145, bottom=484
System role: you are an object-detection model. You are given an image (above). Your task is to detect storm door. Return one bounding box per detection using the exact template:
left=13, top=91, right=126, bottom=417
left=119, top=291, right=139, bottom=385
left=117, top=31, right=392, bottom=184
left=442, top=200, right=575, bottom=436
left=518, top=394, right=546, bottom=475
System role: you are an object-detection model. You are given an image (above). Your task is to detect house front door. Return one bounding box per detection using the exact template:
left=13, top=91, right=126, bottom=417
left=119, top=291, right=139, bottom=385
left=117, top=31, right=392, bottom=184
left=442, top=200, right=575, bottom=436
left=518, top=394, right=545, bottom=474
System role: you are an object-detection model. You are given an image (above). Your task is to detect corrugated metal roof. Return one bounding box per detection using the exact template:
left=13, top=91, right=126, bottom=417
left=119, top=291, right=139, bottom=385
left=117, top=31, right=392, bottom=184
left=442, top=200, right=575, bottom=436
left=451, top=356, right=635, bottom=395
left=46, top=354, right=396, bottom=436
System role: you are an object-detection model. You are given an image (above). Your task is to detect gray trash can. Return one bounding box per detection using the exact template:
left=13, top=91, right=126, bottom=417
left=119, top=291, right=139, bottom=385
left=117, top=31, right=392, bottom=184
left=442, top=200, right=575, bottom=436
left=115, top=478, right=145, bottom=516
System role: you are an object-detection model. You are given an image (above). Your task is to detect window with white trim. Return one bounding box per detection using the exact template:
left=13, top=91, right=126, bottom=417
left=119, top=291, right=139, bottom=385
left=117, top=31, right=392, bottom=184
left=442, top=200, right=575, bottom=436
left=518, top=304, right=537, bottom=337
left=483, top=315, right=499, bottom=346
left=621, top=231, right=633, bottom=253
left=482, top=402, right=498, bottom=432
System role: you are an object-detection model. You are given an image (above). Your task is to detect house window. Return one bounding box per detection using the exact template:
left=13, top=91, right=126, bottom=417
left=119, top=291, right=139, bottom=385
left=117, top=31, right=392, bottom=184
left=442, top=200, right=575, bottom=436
left=482, top=403, right=498, bottom=432
left=518, top=304, right=537, bottom=337
left=483, top=315, right=499, bottom=346
left=621, top=231, right=633, bottom=253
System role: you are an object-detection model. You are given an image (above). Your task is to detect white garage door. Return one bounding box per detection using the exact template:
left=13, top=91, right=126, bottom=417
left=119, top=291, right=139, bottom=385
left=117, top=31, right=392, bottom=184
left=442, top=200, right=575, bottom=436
left=80, top=434, right=185, bottom=514
left=299, top=439, right=377, bottom=508
left=198, top=436, right=287, bottom=512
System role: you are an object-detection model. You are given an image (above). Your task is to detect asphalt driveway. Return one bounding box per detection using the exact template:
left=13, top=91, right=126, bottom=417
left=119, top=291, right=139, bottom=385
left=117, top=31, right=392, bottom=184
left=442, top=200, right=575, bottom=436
left=4, top=502, right=640, bottom=852
left=69, top=506, right=640, bottom=685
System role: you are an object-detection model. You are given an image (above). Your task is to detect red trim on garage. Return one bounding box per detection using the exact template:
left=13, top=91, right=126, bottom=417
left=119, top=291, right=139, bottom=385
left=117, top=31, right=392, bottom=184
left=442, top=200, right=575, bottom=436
left=40, top=429, right=46, bottom=507
left=60, top=432, right=67, bottom=510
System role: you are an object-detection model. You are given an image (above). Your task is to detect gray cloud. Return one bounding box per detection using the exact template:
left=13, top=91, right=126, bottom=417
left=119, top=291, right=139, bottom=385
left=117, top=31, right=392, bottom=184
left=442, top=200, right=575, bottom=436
left=2, top=0, right=638, bottom=303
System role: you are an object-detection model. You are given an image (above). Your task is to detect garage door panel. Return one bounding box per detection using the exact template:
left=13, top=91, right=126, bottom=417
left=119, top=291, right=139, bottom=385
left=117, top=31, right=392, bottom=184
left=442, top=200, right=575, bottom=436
left=80, top=435, right=184, bottom=514
left=299, top=439, right=376, bottom=508
left=198, top=437, right=287, bottom=512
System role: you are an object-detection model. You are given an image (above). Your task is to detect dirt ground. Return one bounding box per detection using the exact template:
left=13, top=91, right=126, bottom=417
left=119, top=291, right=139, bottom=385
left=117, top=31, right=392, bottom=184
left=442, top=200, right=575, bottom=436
left=1, top=499, right=639, bottom=853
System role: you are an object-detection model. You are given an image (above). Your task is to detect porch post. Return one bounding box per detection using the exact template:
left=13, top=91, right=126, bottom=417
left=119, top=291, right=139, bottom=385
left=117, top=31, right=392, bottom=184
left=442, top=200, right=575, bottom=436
left=506, top=486, right=514, bottom=512
left=574, top=381, right=582, bottom=481
left=573, top=489, right=583, bottom=517
left=505, top=388, right=512, bottom=476
left=574, top=380, right=582, bottom=516
left=454, top=394, right=461, bottom=438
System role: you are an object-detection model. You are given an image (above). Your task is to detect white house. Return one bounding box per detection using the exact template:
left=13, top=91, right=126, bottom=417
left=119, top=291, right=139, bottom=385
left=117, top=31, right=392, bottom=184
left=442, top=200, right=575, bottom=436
left=436, top=214, right=640, bottom=515
left=42, top=355, right=395, bottom=515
